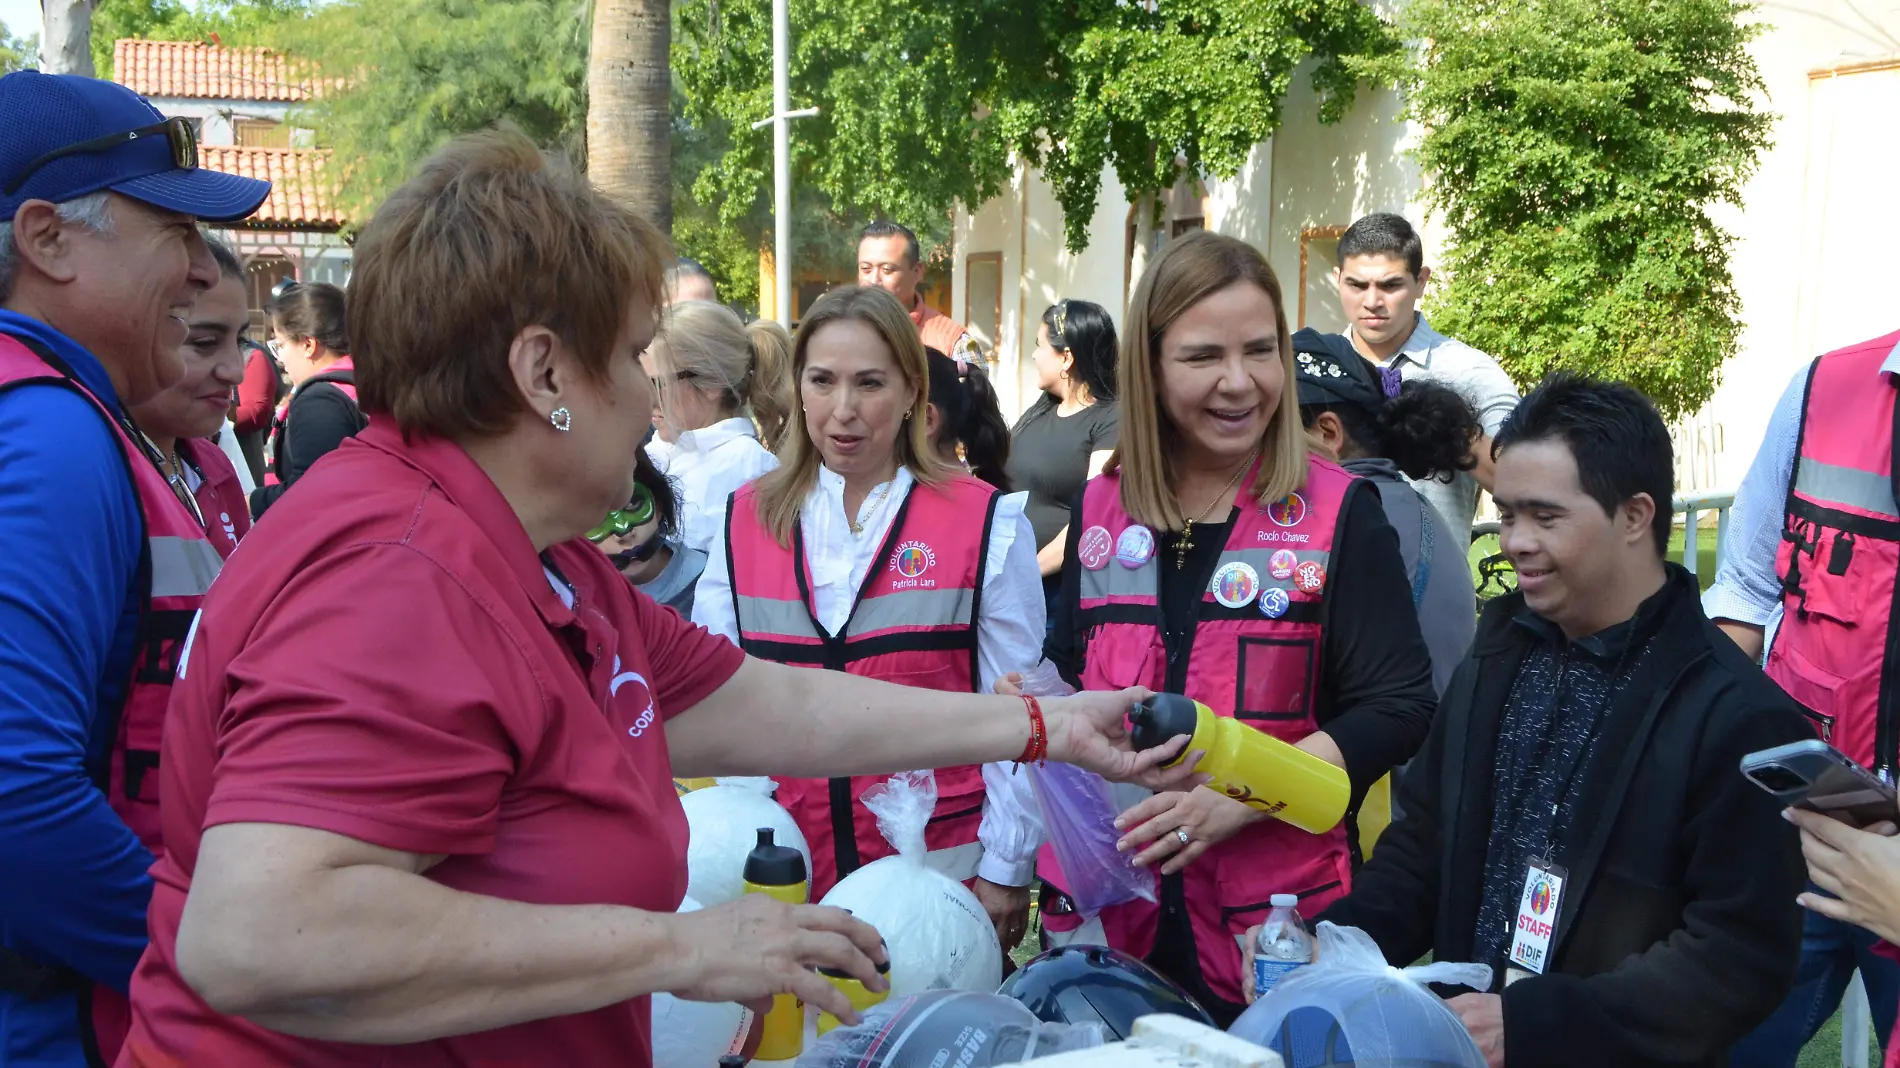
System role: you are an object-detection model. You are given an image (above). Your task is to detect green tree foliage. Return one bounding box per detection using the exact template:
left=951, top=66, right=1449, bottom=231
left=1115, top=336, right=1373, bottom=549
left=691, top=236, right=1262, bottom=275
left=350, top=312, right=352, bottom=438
left=1381, top=0, right=1771, bottom=417
left=676, top=0, right=1394, bottom=253
left=1, top=21, right=35, bottom=72
left=93, top=0, right=311, bottom=79
left=272, top=0, right=590, bottom=226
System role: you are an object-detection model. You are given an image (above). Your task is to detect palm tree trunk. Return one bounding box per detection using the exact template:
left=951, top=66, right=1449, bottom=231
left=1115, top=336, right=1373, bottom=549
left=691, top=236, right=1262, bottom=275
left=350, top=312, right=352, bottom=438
left=587, top=0, right=672, bottom=235
left=41, top=0, right=94, bottom=76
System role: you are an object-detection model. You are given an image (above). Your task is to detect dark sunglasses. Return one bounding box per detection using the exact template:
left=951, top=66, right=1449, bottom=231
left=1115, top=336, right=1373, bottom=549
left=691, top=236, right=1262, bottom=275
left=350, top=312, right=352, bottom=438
left=4, top=116, right=199, bottom=197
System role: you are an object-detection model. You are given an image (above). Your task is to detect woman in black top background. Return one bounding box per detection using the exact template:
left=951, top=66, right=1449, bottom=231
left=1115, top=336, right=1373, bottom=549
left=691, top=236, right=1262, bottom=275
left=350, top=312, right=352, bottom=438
left=250, top=282, right=366, bottom=518
left=1005, top=300, right=1119, bottom=613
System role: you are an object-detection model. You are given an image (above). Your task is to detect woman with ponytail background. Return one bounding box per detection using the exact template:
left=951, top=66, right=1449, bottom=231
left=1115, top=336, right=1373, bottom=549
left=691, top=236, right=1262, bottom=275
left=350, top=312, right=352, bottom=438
left=1294, top=328, right=1479, bottom=693
left=926, top=348, right=1014, bottom=491
left=645, top=300, right=786, bottom=552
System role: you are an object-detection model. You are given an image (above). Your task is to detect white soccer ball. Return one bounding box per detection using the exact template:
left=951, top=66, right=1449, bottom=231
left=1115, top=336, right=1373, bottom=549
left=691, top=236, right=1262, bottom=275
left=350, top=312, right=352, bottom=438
left=651, top=896, right=761, bottom=1068
left=820, top=857, right=1001, bottom=997
left=681, top=781, right=811, bottom=907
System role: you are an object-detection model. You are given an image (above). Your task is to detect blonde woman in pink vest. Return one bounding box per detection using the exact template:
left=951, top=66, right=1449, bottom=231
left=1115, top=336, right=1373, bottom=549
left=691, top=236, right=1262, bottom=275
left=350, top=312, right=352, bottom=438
left=695, top=285, right=1049, bottom=953
left=1032, top=232, right=1439, bottom=1025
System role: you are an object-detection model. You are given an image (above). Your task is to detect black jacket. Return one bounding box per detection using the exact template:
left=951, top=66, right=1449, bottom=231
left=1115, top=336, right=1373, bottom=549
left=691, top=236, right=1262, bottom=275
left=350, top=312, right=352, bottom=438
left=249, top=372, right=365, bottom=519
left=1319, top=565, right=1809, bottom=1068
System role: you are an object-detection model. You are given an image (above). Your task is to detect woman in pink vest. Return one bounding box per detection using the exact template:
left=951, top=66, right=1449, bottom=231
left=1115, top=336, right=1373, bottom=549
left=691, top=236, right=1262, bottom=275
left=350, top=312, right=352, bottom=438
left=128, top=236, right=254, bottom=558
left=695, top=286, right=1047, bottom=953
left=1035, top=232, right=1439, bottom=1024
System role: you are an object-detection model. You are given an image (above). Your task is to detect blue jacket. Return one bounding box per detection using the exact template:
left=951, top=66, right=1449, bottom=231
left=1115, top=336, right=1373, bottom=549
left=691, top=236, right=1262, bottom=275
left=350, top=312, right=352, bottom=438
left=0, top=311, right=154, bottom=1068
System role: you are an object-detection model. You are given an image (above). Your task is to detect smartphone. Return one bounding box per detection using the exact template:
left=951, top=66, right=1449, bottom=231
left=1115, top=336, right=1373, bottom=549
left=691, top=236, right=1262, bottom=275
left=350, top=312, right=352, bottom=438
left=1741, top=739, right=1899, bottom=828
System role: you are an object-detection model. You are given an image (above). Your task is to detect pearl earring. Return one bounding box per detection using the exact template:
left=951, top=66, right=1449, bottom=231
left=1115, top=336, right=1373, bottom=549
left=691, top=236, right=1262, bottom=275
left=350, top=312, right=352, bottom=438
left=550, top=407, right=572, bottom=432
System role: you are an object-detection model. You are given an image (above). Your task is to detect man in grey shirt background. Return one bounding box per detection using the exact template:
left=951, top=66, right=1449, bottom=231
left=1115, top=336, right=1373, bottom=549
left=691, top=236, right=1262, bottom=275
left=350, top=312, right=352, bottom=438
left=1335, top=213, right=1521, bottom=539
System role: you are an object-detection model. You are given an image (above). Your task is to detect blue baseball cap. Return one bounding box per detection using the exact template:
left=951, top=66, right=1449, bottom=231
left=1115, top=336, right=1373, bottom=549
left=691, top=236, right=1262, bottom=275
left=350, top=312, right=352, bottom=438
left=0, top=70, right=270, bottom=223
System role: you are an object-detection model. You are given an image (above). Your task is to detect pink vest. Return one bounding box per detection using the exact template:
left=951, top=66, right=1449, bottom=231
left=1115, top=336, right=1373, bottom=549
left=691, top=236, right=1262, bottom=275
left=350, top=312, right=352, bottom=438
left=1767, top=329, right=1900, bottom=774
left=1044, top=455, right=1356, bottom=1005
left=0, top=333, right=228, bottom=1065
left=263, top=357, right=357, bottom=486
left=726, top=473, right=999, bottom=897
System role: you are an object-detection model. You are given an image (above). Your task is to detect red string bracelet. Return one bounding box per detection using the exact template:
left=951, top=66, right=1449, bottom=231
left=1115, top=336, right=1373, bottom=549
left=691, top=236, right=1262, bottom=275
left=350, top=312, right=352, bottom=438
left=1015, top=695, right=1047, bottom=767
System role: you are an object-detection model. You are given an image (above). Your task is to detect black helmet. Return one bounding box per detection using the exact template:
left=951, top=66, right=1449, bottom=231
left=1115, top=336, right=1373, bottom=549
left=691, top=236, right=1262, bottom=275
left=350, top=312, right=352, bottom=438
left=997, top=944, right=1213, bottom=1038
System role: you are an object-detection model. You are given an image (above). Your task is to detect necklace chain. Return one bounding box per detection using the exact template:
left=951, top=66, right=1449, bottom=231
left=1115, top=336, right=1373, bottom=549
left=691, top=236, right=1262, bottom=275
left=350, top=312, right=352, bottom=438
left=139, top=429, right=206, bottom=528
left=1177, top=450, right=1257, bottom=570
left=848, top=480, right=895, bottom=536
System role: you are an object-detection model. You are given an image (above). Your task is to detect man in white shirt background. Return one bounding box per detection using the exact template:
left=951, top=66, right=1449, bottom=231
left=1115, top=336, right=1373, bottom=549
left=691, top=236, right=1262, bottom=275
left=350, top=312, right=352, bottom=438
left=1336, top=213, right=1521, bottom=540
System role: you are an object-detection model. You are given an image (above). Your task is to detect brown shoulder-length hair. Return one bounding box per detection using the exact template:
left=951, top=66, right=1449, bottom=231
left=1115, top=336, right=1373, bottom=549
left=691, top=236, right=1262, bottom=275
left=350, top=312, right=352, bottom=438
left=750, top=285, right=953, bottom=546
left=349, top=127, right=668, bottom=438
left=1112, top=231, right=1306, bottom=530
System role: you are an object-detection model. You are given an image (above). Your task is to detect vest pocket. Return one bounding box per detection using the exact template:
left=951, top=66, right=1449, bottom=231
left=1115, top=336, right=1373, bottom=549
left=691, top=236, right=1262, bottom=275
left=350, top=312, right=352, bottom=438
left=1236, top=637, right=1317, bottom=724
left=1766, top=641, right=1846, bottom=742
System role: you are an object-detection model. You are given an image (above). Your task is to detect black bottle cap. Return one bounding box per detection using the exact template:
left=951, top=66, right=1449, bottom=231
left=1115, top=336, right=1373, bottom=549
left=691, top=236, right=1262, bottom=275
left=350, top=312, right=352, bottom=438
left=719, top=1057, right=747, bottom=1068
left=1129, top=692, right=1199, bottom=755
left=817, top=957, right=892, bottom=979
left=743, top=827, right=807, bottom=887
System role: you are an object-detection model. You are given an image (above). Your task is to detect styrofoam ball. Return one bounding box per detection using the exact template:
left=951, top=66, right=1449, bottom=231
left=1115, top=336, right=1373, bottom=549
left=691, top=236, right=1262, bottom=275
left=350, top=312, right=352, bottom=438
left=682, top=783, right=810, bottom=907
left=820, top=857, right=1001, bottom=996
left=652, top=896, right=762, bottom=1068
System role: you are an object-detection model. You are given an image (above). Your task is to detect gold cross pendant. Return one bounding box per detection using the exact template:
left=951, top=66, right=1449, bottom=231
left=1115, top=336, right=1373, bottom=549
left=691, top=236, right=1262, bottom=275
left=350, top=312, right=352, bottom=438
left=1177, top=520, right=1193, bottom=569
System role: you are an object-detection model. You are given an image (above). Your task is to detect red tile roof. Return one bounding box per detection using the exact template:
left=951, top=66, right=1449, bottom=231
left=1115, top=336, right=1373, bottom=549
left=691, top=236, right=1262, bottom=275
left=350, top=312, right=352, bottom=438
left=199, top=146, right=343, bottom=231
left=113, top=40, right=315, bottom=102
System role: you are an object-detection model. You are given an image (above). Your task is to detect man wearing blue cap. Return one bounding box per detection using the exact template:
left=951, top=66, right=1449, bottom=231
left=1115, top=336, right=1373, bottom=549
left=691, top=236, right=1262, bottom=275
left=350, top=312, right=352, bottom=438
left=0, top=70, right=268, bottom=1066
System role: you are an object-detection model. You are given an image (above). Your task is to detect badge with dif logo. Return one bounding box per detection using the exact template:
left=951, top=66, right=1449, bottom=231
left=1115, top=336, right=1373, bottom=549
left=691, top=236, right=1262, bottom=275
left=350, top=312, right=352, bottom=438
left=1507, top=857, right=1566, bottom=982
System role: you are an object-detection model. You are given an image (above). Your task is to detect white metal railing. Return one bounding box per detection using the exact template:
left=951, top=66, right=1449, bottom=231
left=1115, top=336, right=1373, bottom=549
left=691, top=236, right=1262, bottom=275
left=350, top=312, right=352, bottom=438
left=1469, top=490, right=1736, bottom=576
left=1473, top=489, right=1879, bottom=1066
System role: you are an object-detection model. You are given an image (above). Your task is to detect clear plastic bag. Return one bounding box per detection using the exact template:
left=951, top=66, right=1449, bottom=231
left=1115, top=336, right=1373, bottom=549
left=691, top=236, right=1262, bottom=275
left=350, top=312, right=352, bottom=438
left=1014, top=661, right=1157, bottom=917
left=1229, top=922, right=1492, bottom=1068
left=795, top=990, right=1107, bottom=1068
left=680, top=776, right=809, bottom=907
left=820, top=772, right=1002, bottom=994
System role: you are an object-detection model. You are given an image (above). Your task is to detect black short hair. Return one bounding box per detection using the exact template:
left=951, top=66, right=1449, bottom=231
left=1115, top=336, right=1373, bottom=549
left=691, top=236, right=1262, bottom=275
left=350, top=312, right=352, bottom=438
left=859, top=220, right=920, bottom=267
left=1493, top=372, right=1673, bottom=554
left=203, top=232, right=243, bottom=282
left=1338, top=213, right=1424, bottom=280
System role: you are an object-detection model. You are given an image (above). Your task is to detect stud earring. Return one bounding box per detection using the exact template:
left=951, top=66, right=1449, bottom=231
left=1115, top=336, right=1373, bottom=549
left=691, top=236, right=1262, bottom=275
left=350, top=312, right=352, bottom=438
left=550, top=407, right=572, bottom=432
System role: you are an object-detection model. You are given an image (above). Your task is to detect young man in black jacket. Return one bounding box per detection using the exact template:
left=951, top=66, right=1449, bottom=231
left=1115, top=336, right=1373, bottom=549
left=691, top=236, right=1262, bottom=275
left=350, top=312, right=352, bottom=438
left=1283, top=375, right=1811, bottom=1067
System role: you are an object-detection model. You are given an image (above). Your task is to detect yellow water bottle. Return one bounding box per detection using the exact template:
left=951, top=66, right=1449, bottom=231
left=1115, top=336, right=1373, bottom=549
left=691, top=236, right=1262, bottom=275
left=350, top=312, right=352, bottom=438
left=1130, top=693, right=1350, bottom=835
left=743, top=828, right=809, bottom=1061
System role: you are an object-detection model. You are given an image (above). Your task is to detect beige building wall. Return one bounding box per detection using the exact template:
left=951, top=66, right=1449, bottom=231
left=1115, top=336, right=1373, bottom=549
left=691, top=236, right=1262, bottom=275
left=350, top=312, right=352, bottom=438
left=954, top=1, right=1900, bottom=493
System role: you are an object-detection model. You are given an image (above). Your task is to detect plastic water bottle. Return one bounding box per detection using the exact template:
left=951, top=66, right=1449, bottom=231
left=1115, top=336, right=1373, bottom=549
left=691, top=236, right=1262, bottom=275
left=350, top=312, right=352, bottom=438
left=1252, top=894, right=1312, bottom=998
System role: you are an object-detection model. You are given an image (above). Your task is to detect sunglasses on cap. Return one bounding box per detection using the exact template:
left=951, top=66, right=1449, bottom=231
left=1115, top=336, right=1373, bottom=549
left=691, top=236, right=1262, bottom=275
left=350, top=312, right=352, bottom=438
left=585, top=483, right=657, bottom=543
left=3, top=116, right=199, bottom=198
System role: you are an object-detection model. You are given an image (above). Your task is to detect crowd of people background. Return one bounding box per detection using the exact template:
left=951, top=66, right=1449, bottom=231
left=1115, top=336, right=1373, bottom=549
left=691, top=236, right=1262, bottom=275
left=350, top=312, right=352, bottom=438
left=3, top=66, right=1900, bottom=1068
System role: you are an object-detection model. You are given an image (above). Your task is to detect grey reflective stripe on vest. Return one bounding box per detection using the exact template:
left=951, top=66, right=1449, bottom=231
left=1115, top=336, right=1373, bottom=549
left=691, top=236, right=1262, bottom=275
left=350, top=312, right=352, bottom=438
left=734, top=594, right=824, bottom=640
left=1080, top=557, right=1158, bottom=601
left=738, top=585, right=973, bottom=641
left=1796, top=456, right=1900, bottom=519
left=148, top=535, right=223, bottom=599
left=849, top=585, right=974, bottom=634
left=922, top=839, right=984, bottom=882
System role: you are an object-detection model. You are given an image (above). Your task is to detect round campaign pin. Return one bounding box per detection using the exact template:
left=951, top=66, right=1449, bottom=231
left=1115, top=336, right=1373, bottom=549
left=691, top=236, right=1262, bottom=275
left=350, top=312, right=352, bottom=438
left=1268, top=548, right=1298, bottom=580
left=1211, top=561, right=1260, bottom=609
left=1259, top=587, right=1291, bottom=619
left=1116, top=525, right=1156, bottom=568
left=1077, top=525, right=1114, bottom=570
left=1294, top=559, right=1327, bottom=595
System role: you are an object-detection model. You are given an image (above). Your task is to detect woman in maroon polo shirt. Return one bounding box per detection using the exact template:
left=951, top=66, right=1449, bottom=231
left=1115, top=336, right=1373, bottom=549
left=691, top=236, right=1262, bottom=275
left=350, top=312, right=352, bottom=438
left=117, top=131, right=1187, bottom=1068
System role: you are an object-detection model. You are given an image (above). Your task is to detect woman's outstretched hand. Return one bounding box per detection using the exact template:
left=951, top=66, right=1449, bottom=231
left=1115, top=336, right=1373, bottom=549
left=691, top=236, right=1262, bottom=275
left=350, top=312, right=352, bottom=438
left=1042, top=687, right=1210, bottom=793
